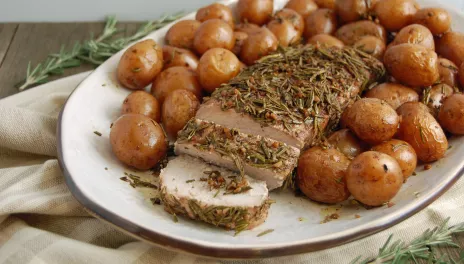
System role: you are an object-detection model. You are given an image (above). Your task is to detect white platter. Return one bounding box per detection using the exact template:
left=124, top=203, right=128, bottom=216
left=58, top=0, right=464, bottom=258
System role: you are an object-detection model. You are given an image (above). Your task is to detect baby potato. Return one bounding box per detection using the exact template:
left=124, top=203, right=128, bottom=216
left=327, top=128, right=367, bottom=159
left=364, top=83, right=419, bottom=109
left=335, top=0, right=374, bottom=24
left=193, top=19, right=235, bottom=55
left=413, top=8, right=451, bottom=36
left=353, top=36, right=386, bottom=60
left=307, top=34, right=344, bottom=48
left=423, top=83, right=454, bottom=117
left=396, top=102, right=448, bottom=162
left=346, top=151, right=404, bottom=206
left=151, top=66, right=202, bottom=104
left=438, top=94, right=464, bottom=135
left=232, top=31, right=249, bottom=55
left=237, top=0, right=273, bottom=25
left=110, top=114, right=168, bottom=170
left=304, top=9, right=338, bottom=39
left=240, top=28, right=278, bottom=65
left=297, top=147, right=351, bottom=204
left=374, top=0, right=420, bottom=32
left=162, top=45, right=199, bottom=70
left=196, top=3, right=235, bottom=28
left=390, top=24, right=435, bottom=51
left=165, top=20, right=201, bottom=50
left=335, top=20, right=387, bottom=46
left=384, top=44, right=439, bottom=87
left=436, top=32, right=464, bottom=67
left=235, top=22, right=262, bottom=35
left=371, top=139, right=417, bottom=179
left=267, top=19, right=301, bottom=47
left=460, top=62, right=464, bottom=87
left=438, top=58, right=459, bottom=88
left=122, top=91, right=161, bottom=122
left=162, top=90, right=201, bottom=140
left=275, top=8, right=305, bottom=35
left=314, top=0, right=335, bottom=9
left=197, top=48, right=241, bottom=93
left=117, top=39, right=163, bottom=90
left=285, top=0, right=318, bottom=17
left=342, top=98, right=399, bottom=145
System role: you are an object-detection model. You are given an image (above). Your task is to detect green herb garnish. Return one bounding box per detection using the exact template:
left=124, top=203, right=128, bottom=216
left=257, top=229, right=275, bottom=237
left=93, top=131, right=102, bottom=136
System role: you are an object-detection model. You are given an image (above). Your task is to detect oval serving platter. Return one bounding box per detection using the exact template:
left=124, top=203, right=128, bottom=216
left=58, top=0, right=464, bottom=259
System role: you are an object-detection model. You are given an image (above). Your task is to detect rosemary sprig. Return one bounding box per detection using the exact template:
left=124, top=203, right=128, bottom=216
left=351, top=218, right=464, bottom=264
left=17, top=13, right=183, bottom=91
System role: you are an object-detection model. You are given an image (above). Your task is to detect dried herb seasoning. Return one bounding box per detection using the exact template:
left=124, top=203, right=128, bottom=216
left=121, top=173, right=158, bottom=189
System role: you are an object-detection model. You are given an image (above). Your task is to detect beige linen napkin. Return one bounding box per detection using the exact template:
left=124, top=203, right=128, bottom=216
left=0, top=72, right=463, bottom=264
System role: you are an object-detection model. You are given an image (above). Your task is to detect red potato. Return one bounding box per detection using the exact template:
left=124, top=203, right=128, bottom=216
left=162, top=46, right=199, bottom=70
left=374, top=0, right=420, bottom=32
left=364, top=83, right=419, bottom=110
left=235, top=22, right=262, bottom=35
left=122, top=91, right=161, bottom=122
left=232, top=31, right=249, bottom=56
left=307, top=34, right=344, bottom=48
left=165, top=20, right=201, bottom=50
left=240, top=28, right=278, bottom=65
left=353, top=36, right=386, bottom=60
left=438, top=58, right=459, bottom=88
left=371, top=139, right=417, bottom=180
left=285, top=0, right=319, bottom=17
left=151, top=66, right=203, bottom=104
left=314, top=0, right=335, bottom=9
left=335, top=20, right=387, bottom=46
left=197, top=48, right=241, bottom=93
left=438, top=94, right=464, bottom=135
left=413, top=7, right=451, bottom=36
left=193, top=19, right=235, bottom=55
left=423, top=83, right=454, bottom=117
left=335, top=0, right=376, bottom=24
left=267, top=19, right=301, bottom=47
left=162, top=90, right=201, bottom=140
left=460, top=62, right=464, bottom=87
left=196, top=3, right=235, bottom=28
left=390, top=24, right=435, bottom=51
left=327, top=128, right=367, bottom=159
left=274, top=8, right=305, bottom=35
left=237, top=0, right=274, bottom=25
left=304, top=9, right=338, bottom=39
left=436, top=32, right=464, bottom=67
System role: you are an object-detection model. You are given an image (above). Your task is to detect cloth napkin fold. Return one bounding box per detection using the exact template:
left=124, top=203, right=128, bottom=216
left=0, top=72, right=463, bottom=264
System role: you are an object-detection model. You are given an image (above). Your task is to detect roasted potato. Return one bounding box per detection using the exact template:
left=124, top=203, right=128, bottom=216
left=438, top=58, right=459, bottom=88
left=436, top=32, right=464, bottom=67
left=297, top=147, right=351, bottom=204
left=193, top=19, right=235, bottom=55
left=151, top=66, right=202, bottom=104
left=196, top=3, right=235, bottom=28
left=335, top=0, right=375, bottom=24
left=390, top=24, right=435, bottom=51
left=162, top=45, right=199, bottom=70
left=235, top=22, right=262, bottom=35
left=165, top=20, right=201, bottom=50
left=460, top=62, right=464, bottom=87
left=110, top=114, right=168, bottom=170
left=285, top=0, right=318, bottom=17
left=275, top=8, right=305, bottom=35
left=237, top=0, right=273, bottom=25
left=240, top=28, right=278, bottom=65
left=438, top=94, right=464, bottom=135
left=267, top=19, right=301, bottom=47
left=122, top=91, right=161, bottom=122
left=384, top=44, right=439, bottom=87
left=327, top=128, right=367, bottom=159
left=117, top=39, right=163, bottom=90
left=364, top=83, right=419, bottom=109
left=162, top=89, right=200, bottom=140
left=341, top=98, right=399, bottom=145
left=304, top=9, right=338, bottom=39
left=307, top=34, right=344, bottom=48
left=197, top=48, right=241, bottom=93
left=396, top=102, right=448, bottom=162
left=335, top=20, right=387, bottom=46
left=353, top=36, right=386, bottom=60
left=423, top=83, right=454, bottom=117
left=371, top=139, right=417, bottom=180
left=346, top=151, right=404, bottom=206
left=374, top=0, right=420, bottom=32
left=231, top=31, right=249, bottom=55
left=413, top=8, right=451, bottom=36
left=314, top=0, right=335, bottom=9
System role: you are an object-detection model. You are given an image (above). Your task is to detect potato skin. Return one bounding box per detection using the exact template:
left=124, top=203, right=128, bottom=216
left=307, top=34, right=344, bottom=48
left=314, top=0, right=335, bottom=9
left=240, top=28, right=278, bottom=65
left=122, top=91, right=161, bottom=122
left=335, top=0, right=375, bottom=24
left=413, top=8, right=451, bottom=36
left=110, top=114, right=168, bottom=170
left=165, top=20, right=201, bottom=50
left=267, top=19, right=301, bottom=47
left=197, top=48, right=241, bottom=93
left=346, top=151, right=403, bottom=206
left=193, top=19, right=235, bottom=55
left=364, top=83, right=419, bottom=110
left=327, top=128, right=367, bottom=159
left=297, top=147, right=351, bottom=204
left=285, top=0, right=318, bottom=17
left=438, top=58, right=459, bottom=88
left=335, top=20, right=387, bottom=46
left=390, top=24, right=435, bottom=51
left=436, top=32, right=464, bottom=67
left=117, top=39, right=163, bottom=90
left=237, top=0, right=273, bottom=25
left=151, top=66, right=202, bottom=104
left=384, top=44, right=439, bottom=87
left=353, top=36, right=386, bottom=60
left=423, top=83, right=454, bottom=117
left=438, top=94, right=464, bottom=135
left=162, top=45, right=199, bottom=70
left=396, top=102, right=448, bottom=162
left=275, top=8, right=305, bottom=35
left=196, top=3, right=235, bottom=28
left=371, top=139, right=417, bottom=179
left=232, top=31, right=249, bottom=56
left=341, top=98, right=399, bottom=145
left=235, top=23, right=262, bottom=35
left=162, top=90, right=200, bottom=140
left=374, top=0, right=420, bottom=32
left=304, top=9, right=338, bottom=39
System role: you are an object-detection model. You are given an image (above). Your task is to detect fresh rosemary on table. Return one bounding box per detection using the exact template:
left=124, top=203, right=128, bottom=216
left=16, top=12, right=184, bottom=91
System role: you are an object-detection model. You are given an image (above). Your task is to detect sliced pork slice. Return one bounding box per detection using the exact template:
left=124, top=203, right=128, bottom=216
left=175, top=119, right=300, bottom=190
left=159, top=155, right=270, bottom=232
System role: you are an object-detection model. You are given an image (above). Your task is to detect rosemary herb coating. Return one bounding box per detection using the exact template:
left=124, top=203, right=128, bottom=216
left=176, top=119, right=300, bottom=189
left=196, top=45, right=385, bottom=148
